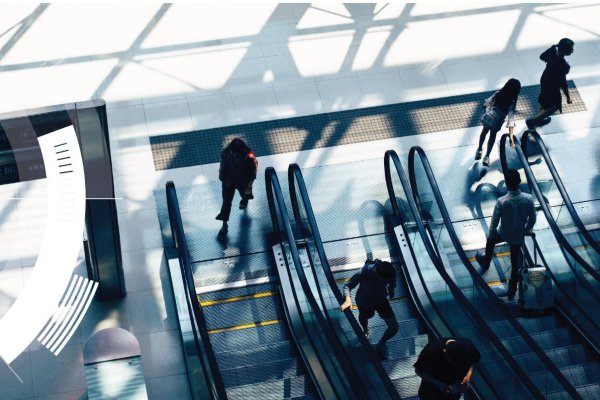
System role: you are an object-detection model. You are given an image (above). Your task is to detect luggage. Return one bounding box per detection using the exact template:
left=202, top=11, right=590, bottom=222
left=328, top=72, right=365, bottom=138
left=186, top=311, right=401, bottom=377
left=519, top=235, right=553, bottom=316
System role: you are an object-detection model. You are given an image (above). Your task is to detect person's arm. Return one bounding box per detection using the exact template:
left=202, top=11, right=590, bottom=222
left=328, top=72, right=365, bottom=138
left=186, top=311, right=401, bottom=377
left=524, top=198, right=537, bottom=233
left=489, top=201, right=501, bottom=234
left=507, top=99, right=516, bottom=147
left=462, top=365, right=476, bottom=386
left=415, top=369, right=449, bottom=393
left=341, top=271, right=361, bottom=311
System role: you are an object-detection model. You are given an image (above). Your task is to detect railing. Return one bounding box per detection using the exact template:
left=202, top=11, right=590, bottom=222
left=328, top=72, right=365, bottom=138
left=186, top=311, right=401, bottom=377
left=287, top=163, right=401, bottom=400
left=408, top=147, right=583, bottom=399
left=385, top=150, right=542, bottom=400
left=521, top=129, right=600, bottom=254
left=165, top=181, right=227, bottom=400
left=265, top=167, right=366, bottom=400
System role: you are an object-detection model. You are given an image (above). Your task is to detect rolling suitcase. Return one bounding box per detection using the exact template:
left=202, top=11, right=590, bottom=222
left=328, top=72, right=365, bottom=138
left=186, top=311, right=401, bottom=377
left=519, top=235, right=553, bottom=317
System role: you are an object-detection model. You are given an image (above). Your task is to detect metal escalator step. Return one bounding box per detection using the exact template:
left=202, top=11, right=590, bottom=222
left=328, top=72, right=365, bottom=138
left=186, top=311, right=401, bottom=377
left=191, top=251, right=274, bottom=287
left=502, top=328, right=576, bottom=355
left=383, top=355, right=419, bottom=380
left=514, top=345, right=589, bottom=374
left=210, top=323, right=288, bottom=353
left=529, top=371, right=565, bottom=394
left=202, top=295, right=282, bottom=329
left=386, top=334, right=429, bottom=360
left=574, top=383, right=600, bottom=399
left=225, top=375, right=311, bottom=400
left=216, top=340, right=295, bottom=371
left=560, top=361, right=600, bottom=388
left=515, top=315, right=561, bottom=333
left=199, top=283, right=278, bottom=302
left=221, top=357, right=304, bottom=388
left=392, top=374, right=421, bottom=399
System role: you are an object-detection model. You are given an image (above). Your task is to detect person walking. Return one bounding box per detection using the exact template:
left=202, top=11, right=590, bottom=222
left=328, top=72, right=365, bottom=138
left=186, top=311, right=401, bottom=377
left=526, top=38, right=575, bottom=130
left=475, top=78, right=521, bottom=166
left=475, top=169, right=537, bottom=300
left=215, top=138, right=258, bottom=241
left=341, top=259, right=399, bottom=359
left=414, top=337, right=481, bottom=400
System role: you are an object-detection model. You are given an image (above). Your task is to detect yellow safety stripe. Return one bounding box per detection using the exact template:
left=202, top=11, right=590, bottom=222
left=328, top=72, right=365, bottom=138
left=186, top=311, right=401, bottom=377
left=198, top=291, right=275, bottom=307
left=207, top=319, right=280, bottom=334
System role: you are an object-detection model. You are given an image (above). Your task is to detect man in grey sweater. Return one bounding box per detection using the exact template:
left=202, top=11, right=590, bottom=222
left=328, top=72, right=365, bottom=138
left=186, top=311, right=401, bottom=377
left=476, top=169, right=537, bottom=300
left=341, top=259, right=399, bottom=359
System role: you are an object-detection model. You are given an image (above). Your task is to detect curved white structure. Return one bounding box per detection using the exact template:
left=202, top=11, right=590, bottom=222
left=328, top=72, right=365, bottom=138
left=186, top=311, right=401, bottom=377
left=0, top=125, right=87, bottom=364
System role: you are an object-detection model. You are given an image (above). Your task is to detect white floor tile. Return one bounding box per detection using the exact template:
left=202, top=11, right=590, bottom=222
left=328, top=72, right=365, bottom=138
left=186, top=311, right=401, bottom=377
left=144, top=99, right=193, bottom=137
left=187, top=93, right=237, bottom=131
left=230, top=87, right=280, bottom=124
left=30, top=343, right=86, bottom=397
left=146, top=374, right=192, bottom=400
left=356, top=70, right=404, bottom=107
left=259, top=23, right=297, bottom=57
left=118, top=209, right=163, bottom=252
left=126, top=286, right=178, bottom=335
left=274, top=82, right=323, bottom=118
left=441, top=60, right=487, bottom=95
left=107, top=104, right=149, bottom=142
left=227, top=57, right=272, bottom=94
left=137, top=329, right=187, bottom=379
left=397, top=66, right=451, bottom=101
left=316, top=76, right=363, bottom=112
left=479, top=55, right=531, bottom=89
left=265, top=53, right=310, bottom=87
left=122, top=248, right=168, bottom=294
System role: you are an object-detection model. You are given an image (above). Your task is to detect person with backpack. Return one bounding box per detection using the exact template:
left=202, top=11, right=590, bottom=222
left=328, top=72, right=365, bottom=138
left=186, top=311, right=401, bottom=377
left=341, top=259, right=399, bottom=359
left=526, top=38, right=574, bottom=130
left=215, top=138, right=258, bottom=241
left=475, top=169, right=537, bottom=300
left=475, top=78, right=521, bottom=166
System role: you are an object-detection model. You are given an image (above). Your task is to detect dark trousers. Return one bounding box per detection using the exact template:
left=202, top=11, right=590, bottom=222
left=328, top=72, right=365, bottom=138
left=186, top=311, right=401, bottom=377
left=216, top=184, right=243, bottom=222
left=477, top=126, right=500, bottom=157
left=484, top=231, right=522, bottom=291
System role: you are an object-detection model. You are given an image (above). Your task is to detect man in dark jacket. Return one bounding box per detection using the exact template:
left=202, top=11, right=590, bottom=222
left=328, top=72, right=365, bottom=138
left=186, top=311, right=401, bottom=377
left=526, top=38, right=574, bottom=130
left=414, top=337, right=480, bottom=400
left=476, top=169, right=536, bottom=300
left=341, top=259, right=399, bottom=359
left=215, top=138, right=258, bottom=241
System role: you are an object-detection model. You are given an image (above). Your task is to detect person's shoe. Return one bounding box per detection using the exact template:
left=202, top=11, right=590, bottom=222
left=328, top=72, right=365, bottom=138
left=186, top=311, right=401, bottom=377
left=482, top=155, right=490, bottom=166
left=239, top=199, right=248, bottom=209
left=525, top=118, right=536, bottom=130
left=539, top=117, right=551, bottom=127
left=475, top=148, right=483, bottom=160
left=505, top=284, right=517, bottom=301
left=376, top=343, right=387, bottom=360
left=217, top=225, right=228, bottom=241
left=475, top=252, right=489, bottom=273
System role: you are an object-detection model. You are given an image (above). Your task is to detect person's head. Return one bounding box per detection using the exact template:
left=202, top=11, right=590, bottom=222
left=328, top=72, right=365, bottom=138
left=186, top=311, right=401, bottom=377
left=227, top=138, right=250, bottom=154
left=505, top=168, right=521, bottom=191
left=557, top=38, right=574, bottom=56
left=495, top=78, right=521, bottom=110
left=444, top=338, right=478, bottom=367
left=375, top=260, right=395, bottom=279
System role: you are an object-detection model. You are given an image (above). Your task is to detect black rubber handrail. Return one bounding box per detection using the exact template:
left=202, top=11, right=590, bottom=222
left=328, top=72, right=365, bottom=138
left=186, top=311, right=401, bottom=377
left=521, top=130, right=600, bottom=254
left=265, top=167, right=366, bottom=400
left=287, top=163, right=401, bottom=400
left=165, top=181, right=228, bottom=400
left=500, top=134, right=600, bottom=285
left=386, top=150, right=539, bottom=400
left=407, top=147, right=582, bottom=399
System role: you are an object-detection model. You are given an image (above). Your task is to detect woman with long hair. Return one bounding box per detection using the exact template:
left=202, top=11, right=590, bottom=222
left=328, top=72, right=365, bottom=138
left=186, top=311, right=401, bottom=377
left=475, top=78, right=521, bottom=166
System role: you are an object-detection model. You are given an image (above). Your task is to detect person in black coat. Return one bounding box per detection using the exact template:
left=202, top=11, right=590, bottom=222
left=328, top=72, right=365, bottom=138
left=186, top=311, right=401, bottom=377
left=215, top=138, right=258, bottom=240
left=526, top=38, right=574, bottom=130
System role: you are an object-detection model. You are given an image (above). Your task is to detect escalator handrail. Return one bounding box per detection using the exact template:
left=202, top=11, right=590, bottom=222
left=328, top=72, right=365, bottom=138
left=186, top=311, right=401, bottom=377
left=265, top=167, right=367, bottom=400
left=521, top=129, right=600, bottom=254
left=408, top=147, right=582, bottom=400
left=287, top=163, right=401, bottom=400
left=499, top=133, right=600, bottom=284
left=165, top=181, right=228, bottom=400
left=386, top=150, right=538, bottom=400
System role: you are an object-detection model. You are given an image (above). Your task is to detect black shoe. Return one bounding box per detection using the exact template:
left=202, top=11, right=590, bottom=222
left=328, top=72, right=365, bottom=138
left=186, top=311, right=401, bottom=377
left=475, top=252, right=489, bottom=273
left=239, top=199, right=248, bottom=209
left=539, top=117, right=551, bottom=127
left=217, top=226, right=228, bottom=241
left=475, top=148, right=483, bottom=160
left=482, top=155, right=490, bottom=166
left=525, top=118, right=535, bottom=130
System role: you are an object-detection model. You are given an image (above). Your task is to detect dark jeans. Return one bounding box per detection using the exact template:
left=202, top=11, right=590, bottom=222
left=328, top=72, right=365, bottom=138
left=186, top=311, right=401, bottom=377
left=484, top=231, right=522, bottom=291
left=216, top=183, right=244, bottom=222
left=358, top=300, right=399, bottom=347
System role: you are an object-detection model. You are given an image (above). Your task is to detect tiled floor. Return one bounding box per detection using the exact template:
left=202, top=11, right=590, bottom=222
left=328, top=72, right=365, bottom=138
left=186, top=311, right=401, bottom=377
left=1, top=3, right=600, bottom=399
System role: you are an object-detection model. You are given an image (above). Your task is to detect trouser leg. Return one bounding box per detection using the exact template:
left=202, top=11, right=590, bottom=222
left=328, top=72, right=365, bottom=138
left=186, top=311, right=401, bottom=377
left=477, top=126, right=489, bottom=150
left=378, top=317, right=399, bottom=347
left=484, top=129, right=499, bottom=157
left=358, top=313, right=369, bottom=333
left=483, top=231, right=502, bottom=268
left=217, top=184, right=236, bottom=222
left=508, top=244, right=522, bottom=293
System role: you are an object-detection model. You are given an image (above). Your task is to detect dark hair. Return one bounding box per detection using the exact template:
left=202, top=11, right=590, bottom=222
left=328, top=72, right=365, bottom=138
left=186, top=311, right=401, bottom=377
left=557, top=38, right=574, bottom=55
left=505, top=169, right=521, bottom=191
left=227, top=138, right=250, bottom=154
left=445, top=338, right=478, bottom=366
left=494, top=78, right=521, bottom=111
left=375, top=261, right=395, bottom=279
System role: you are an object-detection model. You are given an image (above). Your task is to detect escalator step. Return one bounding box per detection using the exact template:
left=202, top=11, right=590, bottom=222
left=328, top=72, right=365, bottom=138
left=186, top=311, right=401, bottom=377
left=226, top=375, right=311, bottom=400
left=216, top=340, right=295, bottom=370
left=199, top=283, right=277, bottom=302
left=514, top=345, right=589, bottom=374
left=203, top=295, right=282, bottom=329
left=574, top=383, right=600, bottom=399
left=221, top=358, right=304, bottom=388
left=386, top=334, right=429, bottom=360
left=529, top=371, right=565, bottom=395
left=392, top=375, right=421, bottom=399
left=560, top=361, right=600, bottom=388
left=502, top=328, right=576, bottom=355
left=515, top=315, right=561, bottom=333
left=383, top=355, right=419, bottom=380
left=210, top=323, right=288, bottom=353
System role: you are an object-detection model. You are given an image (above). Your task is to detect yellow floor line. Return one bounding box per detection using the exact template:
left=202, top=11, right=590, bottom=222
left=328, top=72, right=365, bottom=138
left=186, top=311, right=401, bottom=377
left=198, top=291, right=275, bottom=307
left=208, top=319, right=281, bottom=334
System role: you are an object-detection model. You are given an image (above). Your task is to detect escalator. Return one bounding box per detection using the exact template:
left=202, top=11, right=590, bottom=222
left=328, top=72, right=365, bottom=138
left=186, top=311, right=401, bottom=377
left=520, top=130, right=599, bottom=266
left=265, top=166, right=400, bottom=399
left=407, top=144, right=600, bottom=398
left=166, top=181, right=318, bottom=399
